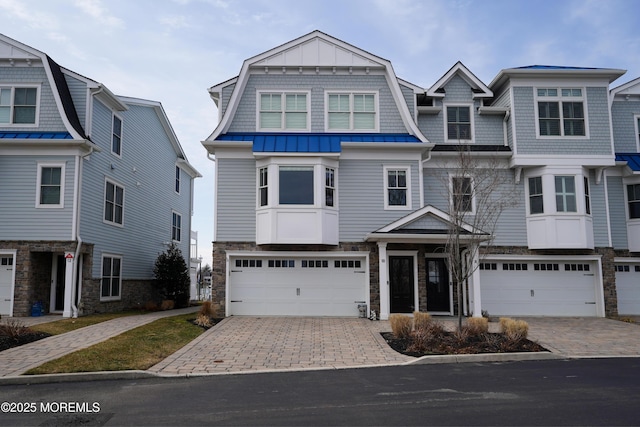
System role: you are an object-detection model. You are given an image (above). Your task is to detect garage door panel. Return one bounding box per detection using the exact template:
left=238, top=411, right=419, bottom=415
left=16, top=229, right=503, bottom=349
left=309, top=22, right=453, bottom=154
left=616, top=264, right=640, bottom=315
left=229, top=256, right=367, bottom=317
left=480, top=261, right=598, bottom=317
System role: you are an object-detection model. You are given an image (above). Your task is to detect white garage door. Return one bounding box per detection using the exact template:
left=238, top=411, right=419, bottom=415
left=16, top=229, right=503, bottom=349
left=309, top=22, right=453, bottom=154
left=480, top=260, right=598, bottom=316
left=228, top=256, right=367, bottom=317
left=0, top=255, right=15, bottom=316
left=616, top=263, right=640, bottom=315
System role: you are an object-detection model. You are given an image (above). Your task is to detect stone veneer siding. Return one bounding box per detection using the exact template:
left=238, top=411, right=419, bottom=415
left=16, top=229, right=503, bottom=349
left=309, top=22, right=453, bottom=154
left=211, top=242, right=622, bottom=318
left=0, top=240, right=159, bottom=317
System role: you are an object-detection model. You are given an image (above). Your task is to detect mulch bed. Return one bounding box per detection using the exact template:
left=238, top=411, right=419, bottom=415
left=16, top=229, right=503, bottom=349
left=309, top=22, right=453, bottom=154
left=382, top=331, right=547, bottom=357
left=0, top=331, right=52, bottom=352
left=188, top=316, right=223, bottom=330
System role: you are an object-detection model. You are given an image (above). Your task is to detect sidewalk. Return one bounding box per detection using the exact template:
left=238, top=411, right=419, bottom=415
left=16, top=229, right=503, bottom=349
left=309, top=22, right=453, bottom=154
left=0, top=306, right=198, bottom=377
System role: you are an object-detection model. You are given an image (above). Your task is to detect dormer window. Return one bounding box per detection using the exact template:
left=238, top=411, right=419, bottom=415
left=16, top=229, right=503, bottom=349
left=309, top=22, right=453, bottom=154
left=536, top=88, right=586, bottom=137
left=326, top=92, right=377, bottom=131
left=446, top=105, right=472, bottom=141
left=258, top=91, right=309, bottom=131
left=0, top=86, right=38, bottom=125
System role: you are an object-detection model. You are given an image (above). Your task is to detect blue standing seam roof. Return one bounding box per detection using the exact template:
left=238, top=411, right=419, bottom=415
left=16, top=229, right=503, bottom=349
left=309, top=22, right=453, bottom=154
left=216, top=133, right=422, bottom=153
left=0, top=132, right=73, bottom=139
left=616, top=153, right=640, bottom=172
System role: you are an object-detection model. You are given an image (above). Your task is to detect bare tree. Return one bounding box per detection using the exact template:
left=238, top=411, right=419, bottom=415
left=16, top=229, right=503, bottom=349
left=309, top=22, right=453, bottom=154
left=435, top=145, right=520, bottom=329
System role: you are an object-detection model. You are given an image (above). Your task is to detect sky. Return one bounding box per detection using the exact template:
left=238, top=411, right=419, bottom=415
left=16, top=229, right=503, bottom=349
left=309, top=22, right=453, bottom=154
left=2, top=0, right=639, bottom=268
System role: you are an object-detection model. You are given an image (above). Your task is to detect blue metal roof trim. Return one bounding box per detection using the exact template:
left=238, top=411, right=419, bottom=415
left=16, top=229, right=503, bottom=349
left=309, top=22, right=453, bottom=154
left=616, top=153, right=640, bottom=172
left=217, top=133, right=421, bottom=153
left=0, top=132, right=73, bottom=139
left=516, top=65, right=600, bottom=70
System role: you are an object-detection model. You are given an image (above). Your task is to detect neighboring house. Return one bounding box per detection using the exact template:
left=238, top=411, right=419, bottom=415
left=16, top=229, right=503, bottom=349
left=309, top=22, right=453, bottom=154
left=0, top=34, right=200, bottom=318
left=202, top=30, right=639, bottom=319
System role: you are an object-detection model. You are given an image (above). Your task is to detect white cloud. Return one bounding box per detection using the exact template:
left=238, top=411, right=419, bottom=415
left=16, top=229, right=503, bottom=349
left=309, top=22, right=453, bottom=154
left=0, top=0, right=59, bottom=30
left=74, top=0, right=124, bottom=28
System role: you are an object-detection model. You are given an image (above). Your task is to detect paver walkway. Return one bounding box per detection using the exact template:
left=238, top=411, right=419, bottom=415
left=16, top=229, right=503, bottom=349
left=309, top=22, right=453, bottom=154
left=0, top=307, right=198, bottom=377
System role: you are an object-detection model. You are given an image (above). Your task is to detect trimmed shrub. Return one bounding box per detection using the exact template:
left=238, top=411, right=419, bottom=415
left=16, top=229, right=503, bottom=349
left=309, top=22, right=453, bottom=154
left=413, top=311, right=432, bottom=332
left=466, top=317, right=489, bottom=335
left=153, top=243, right=190, bottom=308
left=389, top=314, right=412, bottom=339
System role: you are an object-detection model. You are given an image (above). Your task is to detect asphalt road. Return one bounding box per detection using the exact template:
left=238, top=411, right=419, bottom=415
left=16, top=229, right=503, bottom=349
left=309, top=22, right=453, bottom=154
left=1, top=358, right=639, bottom=426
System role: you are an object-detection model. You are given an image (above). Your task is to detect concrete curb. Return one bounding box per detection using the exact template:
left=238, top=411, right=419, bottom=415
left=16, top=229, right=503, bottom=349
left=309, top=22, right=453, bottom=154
left=405, top=351, right=565, bottom=365
left=0, top=352, right=567, bottom=385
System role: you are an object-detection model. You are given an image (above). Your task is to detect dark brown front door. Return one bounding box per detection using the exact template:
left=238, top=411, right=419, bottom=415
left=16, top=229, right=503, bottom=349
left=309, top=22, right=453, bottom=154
left=389, top=256, right=414, bottom=313
left=426, top=258, right=450, bottom=312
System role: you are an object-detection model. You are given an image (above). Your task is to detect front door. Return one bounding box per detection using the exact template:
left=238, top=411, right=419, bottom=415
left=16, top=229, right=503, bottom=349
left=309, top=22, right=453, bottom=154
left=389, top=256, right=414, bottom=313
left=54, top=255, right=65, bottom=311
left=426, top=258, right=451, bottom=312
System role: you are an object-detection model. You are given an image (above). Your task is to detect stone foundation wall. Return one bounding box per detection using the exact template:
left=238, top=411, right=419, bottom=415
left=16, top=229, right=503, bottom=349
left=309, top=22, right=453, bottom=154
left=79, top=278, right=160, bottom=315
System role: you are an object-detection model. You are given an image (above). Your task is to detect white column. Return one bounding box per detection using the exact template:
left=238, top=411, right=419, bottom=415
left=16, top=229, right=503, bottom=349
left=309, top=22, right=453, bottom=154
left=63, top=252, right=75, bottom=318
left=470, top=245, right=482, bottom=318
left=377, top=242, right=389, bottom=320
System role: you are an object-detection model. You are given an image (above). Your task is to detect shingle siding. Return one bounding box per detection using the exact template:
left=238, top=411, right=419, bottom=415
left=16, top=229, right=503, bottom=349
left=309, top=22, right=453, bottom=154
left=612, top=100, right=640, bottom=152
left=607, top=175, right=628, bottom=249
left=227, top=74, right=407, bottom=133
left=64, top=74, right=87, bottom=133
left=215, top=158, right=256, bottom=241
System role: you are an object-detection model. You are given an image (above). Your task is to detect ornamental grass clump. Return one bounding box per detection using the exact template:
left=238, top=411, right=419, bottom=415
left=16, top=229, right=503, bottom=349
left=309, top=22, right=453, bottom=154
left=406, top=320, right=447, bottom=354
left=413, top=311, right=432, bottom=332
left=466, top=317, right=489, bottom=335
left=389, top=314, right=412, bottom=339
left=499, top=317, right=529, bottom=342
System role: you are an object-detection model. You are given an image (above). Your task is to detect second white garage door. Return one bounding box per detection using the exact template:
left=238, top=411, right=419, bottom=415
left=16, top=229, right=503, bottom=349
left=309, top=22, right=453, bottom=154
left=480, top=260, right=599, bottom=317
left=616, top=263, right=640, bottom=315
left=228, top=256, right=368, bottom=317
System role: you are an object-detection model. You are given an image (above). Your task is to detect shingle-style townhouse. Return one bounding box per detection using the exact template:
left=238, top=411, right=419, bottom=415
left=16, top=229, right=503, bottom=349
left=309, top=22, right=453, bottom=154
left=202, top=30, right=640, bottom=320
left=0, top=34, right=200, bottom=318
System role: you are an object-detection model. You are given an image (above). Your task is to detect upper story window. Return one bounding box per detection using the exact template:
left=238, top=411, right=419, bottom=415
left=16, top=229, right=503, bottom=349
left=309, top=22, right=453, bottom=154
left=584, top=177, right=591, bottom=215
left=555, top=176, right=577, bottom=212
left=36, top=163, right=65, bottom=208
left=104, top=179, right=124, bottom=226
left=536, top=88, right=586, bottom=137
left=279, top=166, right=314, bottom=205
left=451, top=176, right=474, bottom=213
left=112, top=114, right=123, bottom=156
left=172, top=212, right=182, bottom=242
left=175, top=165, right=181, bottom=194
left=0, top=86, right=38, bottom=125
left=635, top=115, right=640, bottom=150
left=258, top=167, right=268, bottom=207
left=258, top=92, right=309, bottom=131
left=528, top=176, right=544, bottom=214
left=325, top=168, right=335, bottom=207
left=627, top=184, right=640, bottom=219
left=446, top=105, right=472, bottom=141
left=327, top=92, right=377, bottom=131
left=384, top=166, right=411, bottom=210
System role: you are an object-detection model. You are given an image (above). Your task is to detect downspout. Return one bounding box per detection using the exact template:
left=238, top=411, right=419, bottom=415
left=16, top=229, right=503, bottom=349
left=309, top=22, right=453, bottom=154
left=71, top=146, right=94, bottom=317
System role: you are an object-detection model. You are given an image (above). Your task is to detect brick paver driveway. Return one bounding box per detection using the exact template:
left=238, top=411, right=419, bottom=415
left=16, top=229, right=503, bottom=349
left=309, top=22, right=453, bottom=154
left=150, top=317, right=413, bottom=376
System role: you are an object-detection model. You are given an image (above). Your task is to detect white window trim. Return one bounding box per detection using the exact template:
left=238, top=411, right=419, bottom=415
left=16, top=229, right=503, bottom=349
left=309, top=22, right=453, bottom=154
left=623, top=177, right=640, bottom=222
left=526, top=175, right=544, bottom=215
left=256, top=90, right=311, bottom=132
left=35, top=162, right=65, bottom=208
left=111, top=113, right=123, bottom=157
left=554, top=175, right=578, bottom=213
left=325, top=167, right=336, bottom=208
left=533, top=87, right=589, bottom=139
left=0, top=84, right=41, bottom=127
left=443, top=103, right=475, bottom=143
left=324, top=91, right=379, bottom=132
left=172, top=210, right=182, bottom=242
left=634, top=114, right=640, bottom=152
left=174, top=165, right=181, bottom=195
left=449, top=174, right=476, bottom=215
left=384, top=165, right=412, bottom=210
left=100, top=253, right=122, bottom=302
left=525, top=167, right=592, bottom=217
left=103, top=177, right=125, bottom=227
left=256, top=158, right=339, bottom=209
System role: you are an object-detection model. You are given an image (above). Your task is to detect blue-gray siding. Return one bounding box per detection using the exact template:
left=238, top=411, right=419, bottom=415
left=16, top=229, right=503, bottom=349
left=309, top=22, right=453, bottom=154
left=0, top=155, right=76, bottom=240
left=607, top=175, right=628, bottom=249
left=590, top=169, right=610, bottom=247
left=80, top=100, right=192, bottom=279
left=64, top=74, right=88, bottom=133
left=512, top=86, right=613, bottom=155
left=227, top=74, right=407, bottom=133
left=215, top=158, right=256, bottom=241
left=0, top=66, right=67, bottom=132
left=611, top=100, right=640, bottom=152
